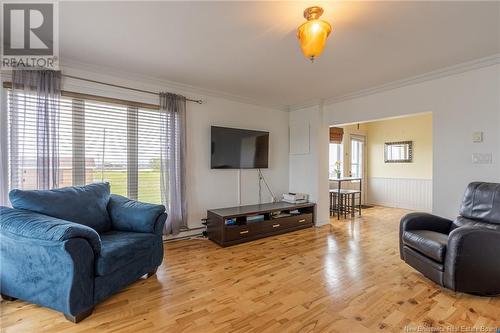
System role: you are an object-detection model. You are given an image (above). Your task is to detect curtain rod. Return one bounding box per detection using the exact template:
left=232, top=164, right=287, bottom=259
left=63, top=74, right=204, bottom=104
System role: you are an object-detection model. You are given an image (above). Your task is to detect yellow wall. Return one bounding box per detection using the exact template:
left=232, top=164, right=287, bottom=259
left=365, top=113, right=432, bottom=179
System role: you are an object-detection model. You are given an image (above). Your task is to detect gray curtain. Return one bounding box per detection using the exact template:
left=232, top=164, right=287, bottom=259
left=159, top=92, right=187, bottom=235
left=11, top=70, right=61, bottom=190
left=0, top=88, right=8, bottom=205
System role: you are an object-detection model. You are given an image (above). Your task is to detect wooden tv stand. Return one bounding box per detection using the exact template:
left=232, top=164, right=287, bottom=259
left=207, top=202, right=315, bottom=247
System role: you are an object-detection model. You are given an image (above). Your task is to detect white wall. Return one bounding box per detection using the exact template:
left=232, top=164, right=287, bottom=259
left=289, top=105, right=330, bottom=226
left=325, top=63, right=500, bottom=218
left=186, top=97, right=290, bottom=228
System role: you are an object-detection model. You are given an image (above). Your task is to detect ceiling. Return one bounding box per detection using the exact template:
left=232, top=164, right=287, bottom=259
left=59, top=1, right=500, bottom=109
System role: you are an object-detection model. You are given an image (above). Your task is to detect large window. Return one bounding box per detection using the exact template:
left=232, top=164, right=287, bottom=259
left=137, top=109, right=162, bottom=203
left=329, top=143, right=343, bottom=178
left=7, top=90, right=162, bottom=204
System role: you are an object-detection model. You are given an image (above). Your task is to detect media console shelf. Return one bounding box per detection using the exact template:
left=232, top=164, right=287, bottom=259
left=207, top=202, right=315, bottom=247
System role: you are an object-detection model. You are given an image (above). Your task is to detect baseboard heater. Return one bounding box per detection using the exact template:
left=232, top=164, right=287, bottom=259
left=162, top=226, right=205, bottom=242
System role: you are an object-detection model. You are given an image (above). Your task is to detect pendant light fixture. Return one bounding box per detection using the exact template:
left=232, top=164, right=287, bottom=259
left=297, top=6, right=332, bottom=62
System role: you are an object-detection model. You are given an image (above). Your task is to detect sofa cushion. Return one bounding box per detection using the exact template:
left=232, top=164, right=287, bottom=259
left=403, top=230, right=448, bottom=263
left=9, top=182, right=112, bottom=233
left=96, top=231, right=161, bottom=276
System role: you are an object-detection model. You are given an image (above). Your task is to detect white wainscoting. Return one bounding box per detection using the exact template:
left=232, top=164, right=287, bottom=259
left=367, top=177, right=432, bottom=212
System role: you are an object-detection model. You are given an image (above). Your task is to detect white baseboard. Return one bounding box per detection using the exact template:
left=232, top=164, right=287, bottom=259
left=315, top=219, right=331, bottom=227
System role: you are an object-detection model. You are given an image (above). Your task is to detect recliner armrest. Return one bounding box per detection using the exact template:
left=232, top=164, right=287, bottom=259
left=0, top=206, right=101, bottom=254
left=444, top=226, right=500, bottom=295
left=399, top=212, right=452, bottom=259
left=107, top=194, right=166, bottom=235
left=400, top=212, right=453, bottom=233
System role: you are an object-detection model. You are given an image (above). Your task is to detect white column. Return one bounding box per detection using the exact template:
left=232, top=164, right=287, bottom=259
left=289, top=103, right=330, bottom=226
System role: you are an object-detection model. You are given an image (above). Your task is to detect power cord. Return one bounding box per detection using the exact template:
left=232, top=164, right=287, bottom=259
left=258, top=168, right=278, bottom=203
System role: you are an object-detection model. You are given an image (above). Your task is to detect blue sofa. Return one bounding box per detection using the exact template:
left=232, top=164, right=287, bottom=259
left=0, top=182, right=167, bottom=322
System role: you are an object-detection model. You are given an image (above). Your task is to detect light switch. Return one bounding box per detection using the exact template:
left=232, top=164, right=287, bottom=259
left=472, top=153, right=492, bottom=164
left=472, top=132, right=483, bottom=143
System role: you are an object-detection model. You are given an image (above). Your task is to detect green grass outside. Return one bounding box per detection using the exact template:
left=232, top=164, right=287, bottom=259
left=92, top=170, right=161, bottom=204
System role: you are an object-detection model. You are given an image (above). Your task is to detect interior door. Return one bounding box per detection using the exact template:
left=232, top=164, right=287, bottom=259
left=350, top=135, right=367, bottom=204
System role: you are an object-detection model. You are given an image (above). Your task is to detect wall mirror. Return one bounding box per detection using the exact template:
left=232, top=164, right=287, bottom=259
left=384, top=141, right=413, bottom=163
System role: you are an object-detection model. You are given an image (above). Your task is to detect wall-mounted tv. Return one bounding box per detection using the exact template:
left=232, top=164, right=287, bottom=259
left=211, top=126, right=269, bottom=169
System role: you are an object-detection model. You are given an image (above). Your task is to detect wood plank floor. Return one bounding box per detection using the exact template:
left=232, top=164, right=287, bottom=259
left=1, top=206, right=499, bottom=332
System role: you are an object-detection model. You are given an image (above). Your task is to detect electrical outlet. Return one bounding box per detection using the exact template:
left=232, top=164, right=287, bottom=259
left=472, top=153, right=492, bottom=164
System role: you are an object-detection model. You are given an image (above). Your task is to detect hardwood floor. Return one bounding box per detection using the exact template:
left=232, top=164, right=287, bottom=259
left=1, top=206, right=499, bottom=332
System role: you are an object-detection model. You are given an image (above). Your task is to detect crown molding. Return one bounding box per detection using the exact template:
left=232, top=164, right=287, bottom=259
left=287, top=54, right=500, bottom=111
left=10, top=54, right=500, bottom=113
left=287, top=98, right=323, bottom=112
left=59, top=58, right=289, bottom=111
left=321, top=53, right=500, bottom=106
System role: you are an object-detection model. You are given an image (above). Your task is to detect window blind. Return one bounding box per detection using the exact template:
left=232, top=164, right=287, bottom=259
left=329, top=127, right=344, bottom=144
left=7, top=90, right=163, bottom=204
left=83, top=100, right=129, bottom=196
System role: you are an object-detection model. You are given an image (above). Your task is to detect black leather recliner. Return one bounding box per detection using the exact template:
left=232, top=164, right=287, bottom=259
left=400, top=182, right=500, bottom=296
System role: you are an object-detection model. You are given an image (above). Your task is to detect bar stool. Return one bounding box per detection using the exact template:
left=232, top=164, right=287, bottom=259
left=329, top=190, right=338, bottom=217
left=329, top=190, right=348, bottom=219
left=329, top=189, right=362, bottom=219
left=339, top=189, right=362, bottom=218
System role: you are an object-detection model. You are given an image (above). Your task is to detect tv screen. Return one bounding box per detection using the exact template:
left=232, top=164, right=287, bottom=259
left=211, top=126, right=269, bottom=169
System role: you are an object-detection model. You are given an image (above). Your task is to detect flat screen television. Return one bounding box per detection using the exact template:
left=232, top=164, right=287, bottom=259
left=211, top=126, right=269, bottom=169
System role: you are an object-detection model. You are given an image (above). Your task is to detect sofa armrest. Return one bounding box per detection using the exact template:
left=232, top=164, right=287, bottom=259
left=0, top=232, right=95, bottom=316
left=154, top=213, right=168, bottom=236
left=444, top=226, right=500, bottom=295
left=399, top=212, right=452, bottom=259
left=0, top=206, right=101, bottom=254
left=107, top=194, right=166, bottom=235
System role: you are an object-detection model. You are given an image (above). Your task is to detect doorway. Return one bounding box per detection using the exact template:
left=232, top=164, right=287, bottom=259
left=329, top=112, right=433, bottom=213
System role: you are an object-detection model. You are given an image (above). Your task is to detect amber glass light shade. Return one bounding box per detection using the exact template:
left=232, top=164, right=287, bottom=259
left=297, top=7, right=332, bottom=62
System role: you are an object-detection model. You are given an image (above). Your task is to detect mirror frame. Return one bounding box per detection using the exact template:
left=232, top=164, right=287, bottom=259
left=384, top=141, right=413, bottom=163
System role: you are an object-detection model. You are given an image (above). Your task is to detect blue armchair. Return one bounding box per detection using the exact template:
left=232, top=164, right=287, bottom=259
left=0, top=182, right=167, bottom=323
